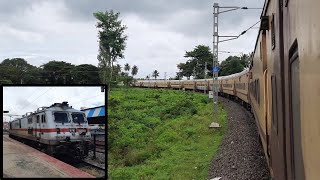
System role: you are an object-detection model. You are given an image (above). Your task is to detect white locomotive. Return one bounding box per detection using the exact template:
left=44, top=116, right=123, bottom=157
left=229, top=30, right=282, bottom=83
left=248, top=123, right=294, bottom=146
left=9, top=102, right=91, bottom=159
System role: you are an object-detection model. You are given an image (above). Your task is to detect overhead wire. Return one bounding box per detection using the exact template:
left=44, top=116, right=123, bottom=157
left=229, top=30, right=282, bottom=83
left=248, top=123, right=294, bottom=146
left=239, top=20, right=261, bottom=36
left=15, top=87, right=55, bottom=115
left=71, top=94, right=104, bottom=104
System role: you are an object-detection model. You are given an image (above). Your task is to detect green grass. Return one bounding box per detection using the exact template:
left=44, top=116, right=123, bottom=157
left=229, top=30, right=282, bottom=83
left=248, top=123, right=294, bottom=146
left=108, top=88, right=227, bottom=180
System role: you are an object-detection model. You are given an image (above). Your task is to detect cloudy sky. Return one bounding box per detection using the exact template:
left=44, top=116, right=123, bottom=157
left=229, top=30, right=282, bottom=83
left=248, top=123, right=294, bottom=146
left=3, top=86, right=105, bottom=122
left=0, top=0, right=264, bottom=79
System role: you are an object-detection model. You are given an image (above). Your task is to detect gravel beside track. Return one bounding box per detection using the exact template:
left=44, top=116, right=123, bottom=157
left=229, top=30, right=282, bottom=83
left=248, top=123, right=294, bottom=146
left=208, top=97, right=271, bottom=180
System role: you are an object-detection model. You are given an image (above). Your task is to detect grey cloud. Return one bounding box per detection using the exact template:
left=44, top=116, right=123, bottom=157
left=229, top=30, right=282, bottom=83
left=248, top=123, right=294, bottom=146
left=1, top=0, right=265, bottom=79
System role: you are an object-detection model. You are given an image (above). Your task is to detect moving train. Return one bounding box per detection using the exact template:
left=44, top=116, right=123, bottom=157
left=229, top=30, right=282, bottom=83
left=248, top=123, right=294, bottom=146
left=9, top=102, right=91, bottom=160
left=134, top=0, right=320, bottom=179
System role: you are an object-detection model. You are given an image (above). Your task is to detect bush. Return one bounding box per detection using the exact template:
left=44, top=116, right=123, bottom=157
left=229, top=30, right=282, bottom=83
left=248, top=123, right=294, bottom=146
left=108, top=88, right=227, bottom=179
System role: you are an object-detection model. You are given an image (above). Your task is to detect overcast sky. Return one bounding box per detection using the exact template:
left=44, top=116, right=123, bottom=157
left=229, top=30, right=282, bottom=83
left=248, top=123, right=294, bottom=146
left=3, top=87, right=105, bottom=122
left=0, top=0, right=264, bottom=79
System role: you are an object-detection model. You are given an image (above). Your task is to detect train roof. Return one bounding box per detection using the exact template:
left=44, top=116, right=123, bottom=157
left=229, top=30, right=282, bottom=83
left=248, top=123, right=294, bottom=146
left=10, top=102, right=83, bottom=122
left=218, top=69, right=249, bottom=80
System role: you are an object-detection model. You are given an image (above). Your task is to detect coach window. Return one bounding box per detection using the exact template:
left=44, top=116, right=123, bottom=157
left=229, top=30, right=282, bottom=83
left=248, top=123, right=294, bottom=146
left=53, top=112, right=69, bottom=123
left=37, top=115, right=40, bottom=123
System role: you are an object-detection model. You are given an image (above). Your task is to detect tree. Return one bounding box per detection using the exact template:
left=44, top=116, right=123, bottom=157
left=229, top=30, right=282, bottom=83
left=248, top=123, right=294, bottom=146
left=174, top=72, right=183, bottom=80
left=94, top=10, right=128, bottom=92
left=0, top=58, right=43, bottom=84
left=239, top=53, right=251, bottom=68
left=72, top=64, right=100, bottom=84
left=219, top=56, right=244, bottom=76
left=177, top=45, right=214, bottom=79
left=112, top=64, right=122, bottom=84
left=131, top=65, right=138, bottom=78
left=177, top=61, right=193, bottom=80
left=41, top=61, right=75, bottom=84
left=152, top=70, right=159, bottom=79
left=124, top=63, right=130, bottom=73
left=122, top=63, right=132, bottom=87
left=185, top=45, right=214, bottom=79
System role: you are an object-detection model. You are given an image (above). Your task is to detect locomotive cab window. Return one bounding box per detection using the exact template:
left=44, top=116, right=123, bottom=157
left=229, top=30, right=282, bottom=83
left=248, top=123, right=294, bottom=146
left=71, top=113, right=86, bottom=124
left=53, top=112, right=69, bottom=123
left=42, top=114, right=46, bottom=123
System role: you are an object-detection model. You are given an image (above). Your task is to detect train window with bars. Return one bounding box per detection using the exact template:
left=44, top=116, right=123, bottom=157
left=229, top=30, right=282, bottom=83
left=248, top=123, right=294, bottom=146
left=271, top=14, right=276, bottom=50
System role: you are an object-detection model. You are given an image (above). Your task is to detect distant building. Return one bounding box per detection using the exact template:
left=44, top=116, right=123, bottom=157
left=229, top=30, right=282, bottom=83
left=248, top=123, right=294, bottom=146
left=81, top=105, right=105, bottom=124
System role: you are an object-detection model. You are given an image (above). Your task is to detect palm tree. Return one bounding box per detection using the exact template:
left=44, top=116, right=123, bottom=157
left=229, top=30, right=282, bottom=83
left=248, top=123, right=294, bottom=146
left=123, top=63, right=131, bottom=87
left=131, top=65, right=138, bottom=78
left=124, top=63, right=130, bottom=74
left=152, top=70, right=159, bottom=80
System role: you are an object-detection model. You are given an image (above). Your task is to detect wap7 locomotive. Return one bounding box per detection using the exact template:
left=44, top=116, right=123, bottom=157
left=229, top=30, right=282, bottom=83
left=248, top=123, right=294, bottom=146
left=9, top=102, right=91, bottom=160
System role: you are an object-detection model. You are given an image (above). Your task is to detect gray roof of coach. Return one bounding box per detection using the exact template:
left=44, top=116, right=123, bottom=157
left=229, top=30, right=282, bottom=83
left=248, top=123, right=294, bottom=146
left=219, top=69, right=249, bottom=80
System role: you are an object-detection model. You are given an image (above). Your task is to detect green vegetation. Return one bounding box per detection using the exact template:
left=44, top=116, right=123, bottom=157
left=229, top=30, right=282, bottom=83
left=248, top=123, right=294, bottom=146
left=94, top=10, right=128, bottom=91
left=175, top=44, right=252, bottom=79
left=218, top=54, right=251, bottom=76
left=108, top=88, right=227, bottom=179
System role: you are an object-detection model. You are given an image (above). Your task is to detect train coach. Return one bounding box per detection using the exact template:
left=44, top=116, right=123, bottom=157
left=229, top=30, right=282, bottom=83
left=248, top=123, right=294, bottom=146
left=9, top=102, right=91, bottom=160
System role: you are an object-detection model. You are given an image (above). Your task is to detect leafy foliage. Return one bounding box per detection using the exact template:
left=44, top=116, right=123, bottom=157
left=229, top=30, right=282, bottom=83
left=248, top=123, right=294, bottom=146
left=0, top=58, right=102, bottom=85
left=94, top=10, right=128, bottom=90
left=0, top=58, right=39, bottom=84
left=218, top=54, right=251, bottom=76
left=131, top=65, right=138, bottom=77
left=108, top=88, right=227, bottom=179
left=152, top=70, right=159, bottom=79
left=177, top=45, right=214, bottom=79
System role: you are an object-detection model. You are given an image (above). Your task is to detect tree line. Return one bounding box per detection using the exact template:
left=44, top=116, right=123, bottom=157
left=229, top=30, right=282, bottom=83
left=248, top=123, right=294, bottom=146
left=0, top=58, right=138, bottom=86
left=174, top=45, right=252, bottom=80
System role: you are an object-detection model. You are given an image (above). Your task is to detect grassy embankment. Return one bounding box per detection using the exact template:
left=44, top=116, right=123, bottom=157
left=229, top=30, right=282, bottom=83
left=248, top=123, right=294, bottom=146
left=108, top=88, right=227, bottom=179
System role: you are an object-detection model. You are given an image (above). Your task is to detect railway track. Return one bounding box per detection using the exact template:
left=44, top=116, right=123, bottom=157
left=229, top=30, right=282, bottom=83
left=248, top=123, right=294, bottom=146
left=74, top=160, right=105, bottom=178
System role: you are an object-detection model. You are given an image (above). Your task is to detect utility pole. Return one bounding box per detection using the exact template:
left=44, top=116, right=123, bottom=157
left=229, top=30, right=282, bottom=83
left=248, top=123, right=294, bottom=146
left=212, top=3, right=219, bottom=126
left=210, top=3, right=262, bottom=128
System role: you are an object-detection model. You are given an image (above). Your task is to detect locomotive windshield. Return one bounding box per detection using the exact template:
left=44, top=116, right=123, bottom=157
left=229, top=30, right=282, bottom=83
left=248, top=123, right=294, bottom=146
left=71, top=113, right=86, bottom=124
left=54, top=112, right=69, bottom=123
